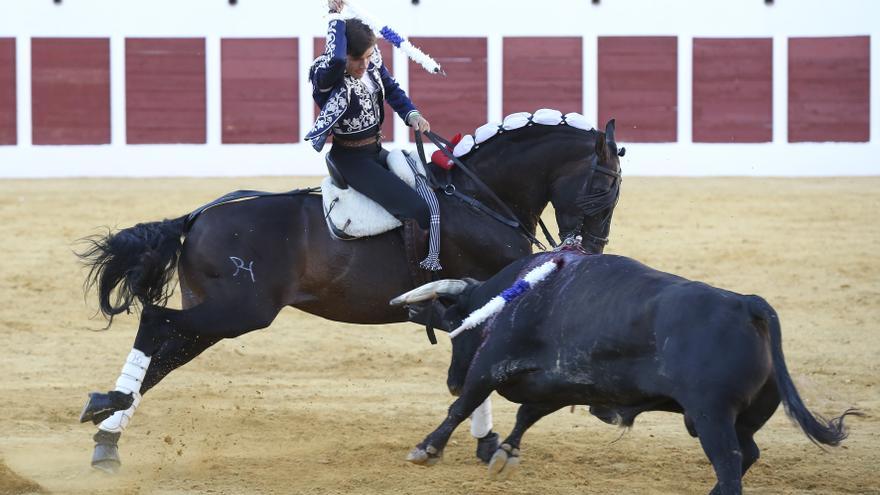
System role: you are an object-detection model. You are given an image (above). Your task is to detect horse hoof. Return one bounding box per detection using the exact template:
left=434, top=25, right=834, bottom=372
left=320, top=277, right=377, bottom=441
left=405, top=444, right=443, bottom=466
left=487, top=443, right=520, bottom=481
left=91, top=442, right=121, bottom=474
left=475, top=431, right=500, bottom=464
left=90, top=429, right=121, bottom=474
left=80, top=391, right=134, bottom=425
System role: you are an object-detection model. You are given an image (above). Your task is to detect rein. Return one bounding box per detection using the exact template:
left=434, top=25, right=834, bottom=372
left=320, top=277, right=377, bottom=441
left=414, top=130, right=552, bottom=250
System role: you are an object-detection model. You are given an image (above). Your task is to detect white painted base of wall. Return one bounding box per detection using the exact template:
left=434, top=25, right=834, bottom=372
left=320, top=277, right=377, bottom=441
left=1, top=140, right=876, bottom=178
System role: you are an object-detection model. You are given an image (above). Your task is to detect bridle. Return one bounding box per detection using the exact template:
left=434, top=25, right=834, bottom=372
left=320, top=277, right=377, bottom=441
left=558, top=153, right=622, bottom=253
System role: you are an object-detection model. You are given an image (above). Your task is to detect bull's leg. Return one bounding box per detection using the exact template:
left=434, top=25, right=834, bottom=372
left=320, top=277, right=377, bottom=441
left=689, top=408, right=743, bottom=495
left=81, top=300, right=280, bottom=472
left=406, top=384, right=495, bottom=467
left=707, top=382, right=779, bottom=494
left=488, top=402, right=565, bottom=480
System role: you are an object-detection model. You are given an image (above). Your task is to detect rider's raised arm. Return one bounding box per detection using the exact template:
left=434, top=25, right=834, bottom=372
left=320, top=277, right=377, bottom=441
left=310, top=16, right=347, bottom=92
left=379, top=65, right=419, bottom=125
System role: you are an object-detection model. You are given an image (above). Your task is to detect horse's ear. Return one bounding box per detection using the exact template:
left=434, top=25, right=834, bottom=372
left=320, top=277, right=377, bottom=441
left=595, top=127, right=607, bottom=157
left=604, top=119, right=616, bottom=146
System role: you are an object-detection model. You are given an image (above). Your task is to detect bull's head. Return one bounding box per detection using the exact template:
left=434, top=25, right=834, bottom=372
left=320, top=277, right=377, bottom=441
left=390, top=279, right=486, bottom=396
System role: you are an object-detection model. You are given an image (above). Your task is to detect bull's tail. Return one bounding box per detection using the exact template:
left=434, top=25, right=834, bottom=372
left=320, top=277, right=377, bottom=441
left=79, top=215, right=188, bottom=326
left=748, top=296, right=861, bottom=447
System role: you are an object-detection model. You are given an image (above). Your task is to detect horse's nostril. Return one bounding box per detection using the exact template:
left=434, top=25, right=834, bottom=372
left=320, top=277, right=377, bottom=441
left=448, top=385, right=461, bottom=396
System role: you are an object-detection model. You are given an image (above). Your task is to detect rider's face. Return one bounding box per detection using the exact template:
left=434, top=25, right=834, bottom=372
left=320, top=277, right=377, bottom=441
left=346, top=47, right=374, bottom=79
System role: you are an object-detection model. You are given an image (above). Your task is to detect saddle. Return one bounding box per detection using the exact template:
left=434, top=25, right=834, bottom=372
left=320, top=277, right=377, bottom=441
left=321, top=149, right=427, bottom=240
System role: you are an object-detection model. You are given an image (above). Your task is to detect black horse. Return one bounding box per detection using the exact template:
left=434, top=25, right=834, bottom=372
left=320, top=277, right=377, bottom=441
left=77, top=116, right=623, bottom=472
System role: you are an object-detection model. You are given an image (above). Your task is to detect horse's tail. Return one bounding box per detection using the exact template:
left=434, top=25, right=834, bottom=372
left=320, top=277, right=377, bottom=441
left=747, top=295, right=861, bottom=447
left=79, top=215, right=188, bottom=325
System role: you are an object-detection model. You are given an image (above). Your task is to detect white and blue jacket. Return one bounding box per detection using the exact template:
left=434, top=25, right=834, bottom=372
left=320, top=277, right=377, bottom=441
left=306, top=18, right=419, bottom=152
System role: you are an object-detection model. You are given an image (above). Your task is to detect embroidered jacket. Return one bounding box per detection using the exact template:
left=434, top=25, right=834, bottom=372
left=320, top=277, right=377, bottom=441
left=306, top=17, right=419, bottom=152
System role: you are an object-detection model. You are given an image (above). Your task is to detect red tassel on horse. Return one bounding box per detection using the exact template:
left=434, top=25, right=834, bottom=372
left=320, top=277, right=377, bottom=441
left=431, top=133, right=463, bottom=170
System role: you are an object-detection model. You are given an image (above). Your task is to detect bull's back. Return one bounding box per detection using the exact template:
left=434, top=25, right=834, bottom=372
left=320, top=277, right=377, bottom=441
left=500, top=255, right=772, bottom=403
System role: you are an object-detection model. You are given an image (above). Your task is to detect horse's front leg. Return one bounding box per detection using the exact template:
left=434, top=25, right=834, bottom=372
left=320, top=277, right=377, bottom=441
left=470, top=398, right=500, bottom=463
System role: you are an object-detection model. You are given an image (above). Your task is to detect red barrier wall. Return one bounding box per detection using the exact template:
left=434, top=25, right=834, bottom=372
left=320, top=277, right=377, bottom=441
left=0, top=39, right=15, bottom=145
left=31, top=38, right=110, bottom=145
left=408, top=37, right=487, bottom=138
left=503, top=37, right=582, bottom=117
left=789, top=36, right=870, bottom=142
left=598, top=36, right=678, bottom=143
left=222, top=38, right=299, bottom=144
left=693, top=38, right=773, bottom=143
left=126, top=38, right=206, bottom=144
left=5, top=35, right=874, bottom=152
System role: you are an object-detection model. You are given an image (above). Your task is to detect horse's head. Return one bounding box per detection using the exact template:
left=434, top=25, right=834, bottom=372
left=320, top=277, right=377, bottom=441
left=550, top=119, right=622, bottom=254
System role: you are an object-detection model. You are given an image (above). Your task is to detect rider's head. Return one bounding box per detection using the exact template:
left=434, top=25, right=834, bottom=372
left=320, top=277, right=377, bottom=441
left=345, top=18, right=376, bottom=79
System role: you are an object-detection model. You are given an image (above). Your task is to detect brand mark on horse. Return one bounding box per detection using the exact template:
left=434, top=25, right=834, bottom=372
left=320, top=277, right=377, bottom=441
left=229, top=257, right=255, bottom=282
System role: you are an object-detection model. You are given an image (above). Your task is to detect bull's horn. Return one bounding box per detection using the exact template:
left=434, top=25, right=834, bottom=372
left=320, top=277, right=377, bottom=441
left=389, top=279, right=468, bottom=306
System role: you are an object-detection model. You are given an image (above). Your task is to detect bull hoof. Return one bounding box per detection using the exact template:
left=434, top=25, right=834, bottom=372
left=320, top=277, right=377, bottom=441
left=91, top=430, right=122, bottom=474
left=79, top=391, right=134, bottom=425
left=475, top=431, right=500, bottom=464
left=405, top=444, right=443, bottom=466
left=487, top=443, right=520, bottom=481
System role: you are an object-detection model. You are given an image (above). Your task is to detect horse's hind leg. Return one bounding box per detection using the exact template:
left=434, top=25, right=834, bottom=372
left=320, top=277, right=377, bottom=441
left=81, top=297, right=281, bottom=472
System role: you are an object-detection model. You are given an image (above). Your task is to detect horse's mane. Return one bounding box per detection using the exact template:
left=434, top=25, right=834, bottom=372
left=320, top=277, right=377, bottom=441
left=452, top=109, right=596, bottom=159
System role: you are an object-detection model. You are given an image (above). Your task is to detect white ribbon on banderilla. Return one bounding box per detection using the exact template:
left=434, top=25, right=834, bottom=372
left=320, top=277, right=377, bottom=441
left=449, top=258, right=562, bottom=339
left=342, top=0, right=445, bottom=75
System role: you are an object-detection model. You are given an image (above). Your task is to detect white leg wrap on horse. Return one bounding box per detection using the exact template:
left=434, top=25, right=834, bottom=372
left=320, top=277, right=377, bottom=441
left=114, top=349, right=151, bottom=394
left=99, top=348, right=151, bottom=433
left=470, top=397, right=494, bottom=438
left=99, top=392, right=141, bottom=433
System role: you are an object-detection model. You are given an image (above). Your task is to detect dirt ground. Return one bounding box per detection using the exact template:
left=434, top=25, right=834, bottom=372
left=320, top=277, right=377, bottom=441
left=0, top=176, right=877, bottom=495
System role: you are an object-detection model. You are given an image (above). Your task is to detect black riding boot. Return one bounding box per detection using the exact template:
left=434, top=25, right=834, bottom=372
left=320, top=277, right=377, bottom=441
left=402, top=219, right=431, bottom=287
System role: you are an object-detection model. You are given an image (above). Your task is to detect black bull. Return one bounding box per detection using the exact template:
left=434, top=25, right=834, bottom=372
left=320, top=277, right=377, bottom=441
left=392, top=250, right=859, bottom=495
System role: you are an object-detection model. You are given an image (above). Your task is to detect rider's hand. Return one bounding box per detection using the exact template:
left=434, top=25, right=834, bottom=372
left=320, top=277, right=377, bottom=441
left=328, top=0, right=344, bottom=13
left=409, top=113, right=431, bottom=133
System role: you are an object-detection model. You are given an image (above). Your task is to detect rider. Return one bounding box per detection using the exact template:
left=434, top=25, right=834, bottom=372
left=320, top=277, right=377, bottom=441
left=306, top=0, right=432, bottom=237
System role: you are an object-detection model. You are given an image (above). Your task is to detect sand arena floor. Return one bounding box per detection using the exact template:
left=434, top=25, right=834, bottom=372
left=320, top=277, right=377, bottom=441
left=0, top=177, right=877, bottom=495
